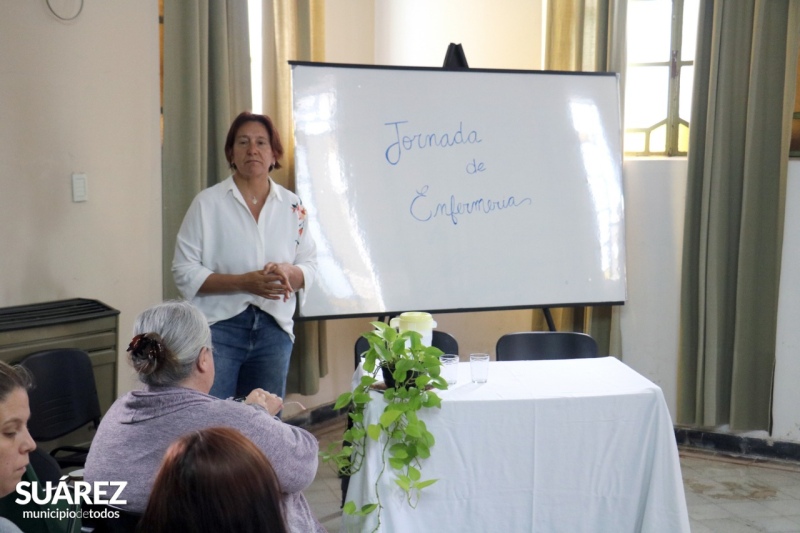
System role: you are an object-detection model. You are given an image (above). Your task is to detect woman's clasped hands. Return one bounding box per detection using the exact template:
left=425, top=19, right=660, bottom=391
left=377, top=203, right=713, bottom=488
left=244, top=262, right=293, bottom=302
left=243, top=388, right=283, bottom=416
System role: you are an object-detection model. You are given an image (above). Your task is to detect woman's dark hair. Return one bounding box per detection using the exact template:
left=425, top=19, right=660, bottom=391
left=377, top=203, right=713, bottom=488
left=138, top=427, right=289, bottom=533
left=0, top=360, right=32, bottom=402
left=224, top=111, right=284, bottom=171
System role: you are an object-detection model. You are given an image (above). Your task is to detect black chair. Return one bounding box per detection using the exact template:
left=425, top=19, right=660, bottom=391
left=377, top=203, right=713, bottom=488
left=81, top=503, right=142, bottom=533
left=18, top=349, right=101, bottom=468
left=354, top=330, right=460, bottom=369
left=495, top=331, right=598, bottom=361
left=29, top=447, right=62, bottom=484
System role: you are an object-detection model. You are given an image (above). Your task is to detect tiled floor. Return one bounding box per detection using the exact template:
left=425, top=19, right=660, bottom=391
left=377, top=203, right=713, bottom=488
left=304, top=415, right=800, bottom=533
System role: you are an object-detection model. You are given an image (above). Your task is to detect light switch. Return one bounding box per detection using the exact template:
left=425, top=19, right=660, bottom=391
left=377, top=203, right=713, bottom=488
left=72, top=173, right=88, bottom=202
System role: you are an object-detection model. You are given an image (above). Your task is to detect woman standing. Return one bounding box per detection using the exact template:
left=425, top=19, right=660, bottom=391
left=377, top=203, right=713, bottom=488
left=173, top=111, right=317, bottom=400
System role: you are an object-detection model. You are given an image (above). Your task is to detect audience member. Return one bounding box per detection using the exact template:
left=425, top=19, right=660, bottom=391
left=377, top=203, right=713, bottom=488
left=0, top=361, right=34, bottom=533
left=84, top=300, right=324, bottom=532
left=139, top=426, right=288, bottom=533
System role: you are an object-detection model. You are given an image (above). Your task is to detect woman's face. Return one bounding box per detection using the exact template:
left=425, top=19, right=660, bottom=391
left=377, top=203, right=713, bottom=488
left=231, top=121, right=275, bottom=180
left=0, top=388, right=35, bottom=497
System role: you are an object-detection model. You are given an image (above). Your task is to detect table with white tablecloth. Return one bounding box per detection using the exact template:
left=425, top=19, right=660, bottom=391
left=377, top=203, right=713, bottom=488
left=341, top=357, right=690, bottom=533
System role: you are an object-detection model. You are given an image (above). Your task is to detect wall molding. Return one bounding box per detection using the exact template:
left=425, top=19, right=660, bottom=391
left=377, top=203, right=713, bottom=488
left=675, top=426, right=800, bottom=463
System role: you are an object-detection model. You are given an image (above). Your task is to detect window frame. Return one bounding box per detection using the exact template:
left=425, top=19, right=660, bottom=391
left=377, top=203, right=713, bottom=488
left=625, top=0, right=692, bottom=157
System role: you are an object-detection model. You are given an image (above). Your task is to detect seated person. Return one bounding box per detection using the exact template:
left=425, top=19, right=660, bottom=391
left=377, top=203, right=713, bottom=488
left=139, top=426, right=288, bottom=533
left=0, top=361, right=35, bottom=533
left=84, top=300, right=324, bottom=533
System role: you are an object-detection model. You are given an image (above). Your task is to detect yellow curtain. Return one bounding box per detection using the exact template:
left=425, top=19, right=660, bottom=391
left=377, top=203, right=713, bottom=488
left=544, top=0, right=626, bottom=357
left=263, top=0, right=328, bottom=395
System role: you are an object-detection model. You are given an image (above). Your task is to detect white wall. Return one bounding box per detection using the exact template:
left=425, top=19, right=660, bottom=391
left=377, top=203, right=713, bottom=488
left=375, top=0, right=543, bottom=69
left=619, top=159, right=688, bottom=416
left=774, top=163, right=800, bottom=442
left=0, top=1, right=161, bottom=393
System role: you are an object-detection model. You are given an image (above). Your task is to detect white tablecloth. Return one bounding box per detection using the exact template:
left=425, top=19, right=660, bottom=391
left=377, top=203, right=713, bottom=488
left=342, top=357, right=690, bottom=533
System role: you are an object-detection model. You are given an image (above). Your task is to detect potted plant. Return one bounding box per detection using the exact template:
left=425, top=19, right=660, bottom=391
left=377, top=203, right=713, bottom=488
left=321, top=320, right=448, bottom=531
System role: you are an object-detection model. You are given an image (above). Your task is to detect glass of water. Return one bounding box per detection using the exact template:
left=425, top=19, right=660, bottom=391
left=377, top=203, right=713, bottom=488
left=440, top=354, right=459, bottom=386
left=470, top=353, right=490, bottom=383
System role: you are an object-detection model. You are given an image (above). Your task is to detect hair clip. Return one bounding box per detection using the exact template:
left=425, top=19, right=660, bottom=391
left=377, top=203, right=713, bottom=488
left=127, top=333, right=166, bottom=361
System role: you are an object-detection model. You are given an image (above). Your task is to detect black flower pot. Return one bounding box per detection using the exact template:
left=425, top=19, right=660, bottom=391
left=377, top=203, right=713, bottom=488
left=381, top=365, right=420, bottom=388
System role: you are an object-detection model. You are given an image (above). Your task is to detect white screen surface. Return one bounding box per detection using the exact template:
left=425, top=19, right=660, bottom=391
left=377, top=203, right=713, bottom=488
left=291, top=62, right=626, bottom=319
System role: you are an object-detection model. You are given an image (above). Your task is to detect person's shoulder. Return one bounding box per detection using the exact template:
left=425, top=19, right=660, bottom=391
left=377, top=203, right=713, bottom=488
left=270, top=179, right=302, bottom=203
left=194, top=177, right=235, bottom=203
left=0, top=516, right=23, bottom=533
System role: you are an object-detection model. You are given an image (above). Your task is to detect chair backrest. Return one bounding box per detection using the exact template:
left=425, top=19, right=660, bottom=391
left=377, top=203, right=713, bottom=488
left=28, top=447, right=62, bottom=484
left=18, top=348, right=101, bottom=441
left=354, top=330, right=460, bottom=368
left=495, top=331, right=598, bottom=361
left=431, top=330, right=459, bottom=355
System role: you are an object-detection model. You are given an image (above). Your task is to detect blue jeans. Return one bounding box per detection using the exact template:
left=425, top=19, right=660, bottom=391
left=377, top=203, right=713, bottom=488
left=208, top=306, right=293, bottom=399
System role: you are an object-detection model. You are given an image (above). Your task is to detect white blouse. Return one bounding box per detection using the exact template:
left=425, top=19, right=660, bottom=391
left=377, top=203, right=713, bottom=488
left=172, top=176, right=317, bottom=340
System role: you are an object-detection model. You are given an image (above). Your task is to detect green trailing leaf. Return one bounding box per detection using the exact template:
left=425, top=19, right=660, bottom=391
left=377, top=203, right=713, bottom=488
left=321, top=319, right=448, bottom=523
left=344, top=427, right=364, bottom=441
left=367, top=424, right=382, bottom=441
left=379, top=409, right=403, bottom=427
left=396, top=476, right=411, bottom=491
left=334, top=391, right=353, bottom=410
left=389, top=444, right=409, bottom=458
left=416, top=441, right=431, bottom=459
left=423, top=392, right=442, bottom=408
left=359, top=503, right=378, bottom=515
left=359, top=375, right=378, bottom=388
left=405, top=422, right=422, bottom=438
left=415, top=479, right=439, bottom=490
left=353, top=391, right=372, bottom=404
left=395, top=358, right=414, bottom=374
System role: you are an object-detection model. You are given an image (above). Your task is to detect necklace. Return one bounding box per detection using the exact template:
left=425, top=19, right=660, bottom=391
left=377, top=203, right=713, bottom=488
left=251, top=195, right=258, bottom=205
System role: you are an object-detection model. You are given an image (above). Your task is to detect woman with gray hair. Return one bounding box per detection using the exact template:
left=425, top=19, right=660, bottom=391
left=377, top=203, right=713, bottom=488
left=84, top=300, right=325, bottom=532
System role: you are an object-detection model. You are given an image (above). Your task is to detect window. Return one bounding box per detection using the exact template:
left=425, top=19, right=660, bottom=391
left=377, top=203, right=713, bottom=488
left=624, top=0, right=699, bottom=156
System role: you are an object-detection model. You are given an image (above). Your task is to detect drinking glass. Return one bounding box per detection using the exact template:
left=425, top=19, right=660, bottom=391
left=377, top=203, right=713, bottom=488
left=470, top=353, right=490, bottom=383
left=440, top=354, right=459, bottom=386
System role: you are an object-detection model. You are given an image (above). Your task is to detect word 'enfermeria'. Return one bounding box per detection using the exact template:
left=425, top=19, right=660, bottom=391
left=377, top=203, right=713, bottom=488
left=409, top=185, right=532, bottom=225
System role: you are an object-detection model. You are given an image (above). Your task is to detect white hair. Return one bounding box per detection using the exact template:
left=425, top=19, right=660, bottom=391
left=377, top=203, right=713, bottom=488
left=131, top=300, right=212, bottom=386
